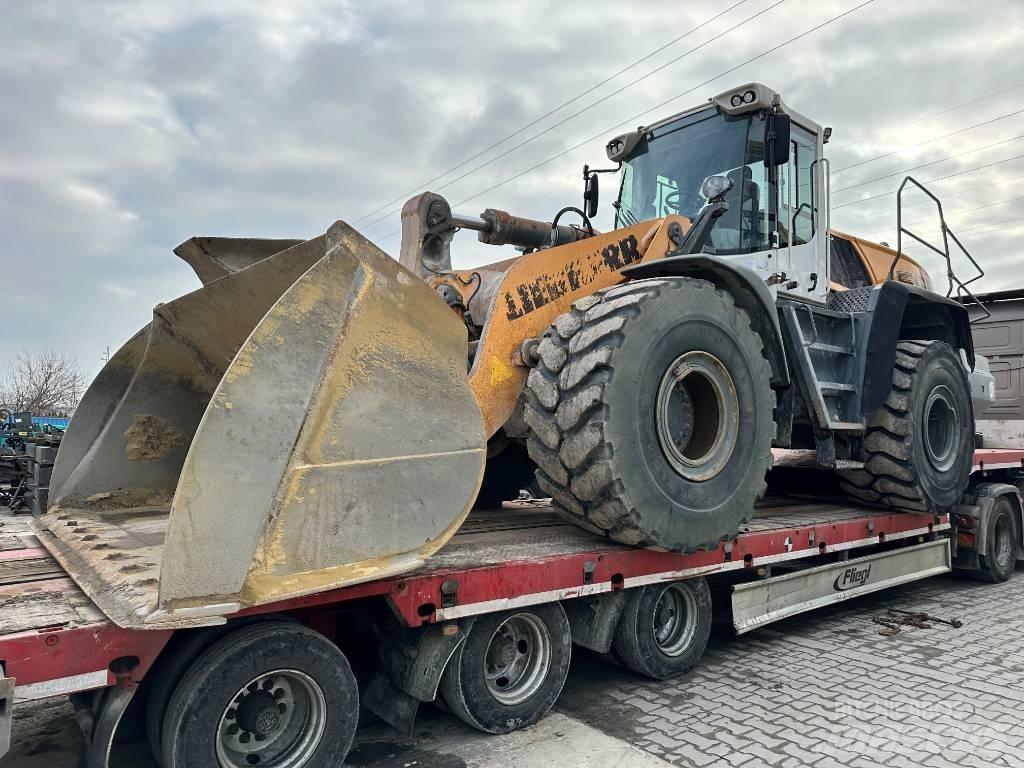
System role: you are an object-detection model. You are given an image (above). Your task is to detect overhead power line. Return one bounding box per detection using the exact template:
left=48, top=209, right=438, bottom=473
left=440, top=0, right=876, bottom=214
left=833, top=172, right=1024, bottom=227
left=832, top=133, right=1024, bottom=194
left=856, top=194, right=1024, bottom=241
left=359, top=0, right=788, bottom=232
left=832, top=107, right=1024, bottom=174
left=374, top=0, right=876, bottom=243
left=943, top=213, right=1024, bottom=237
left=831, top=151, right=1024, bottom=210
left=351, top=0, right=754, bottom=226
left=829, top=81, right=1024, bottom=153
left=900, top=214, right=1024, bottom=252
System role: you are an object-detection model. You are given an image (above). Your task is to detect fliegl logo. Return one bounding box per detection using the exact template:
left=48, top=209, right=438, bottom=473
left=833, top=563, right=872, bottom=591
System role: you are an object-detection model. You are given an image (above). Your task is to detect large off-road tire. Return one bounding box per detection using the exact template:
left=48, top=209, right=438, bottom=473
left=839, top=340, right=973, bottom=512
left=522, top=278, right=775, bottom=551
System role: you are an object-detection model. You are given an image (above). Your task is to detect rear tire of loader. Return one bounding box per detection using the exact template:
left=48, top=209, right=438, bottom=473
left=839, top=340, right=973, bottom=513
left=613, top=578, right=712, bottom=680
left=161, top=622, right=358, bottom=768
left=439, top=602, right=571, bottom=734
left=522, top=278, right=775, bottom=551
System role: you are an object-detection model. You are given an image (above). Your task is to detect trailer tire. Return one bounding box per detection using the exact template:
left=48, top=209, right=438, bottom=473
left=973, top=496, right=1019, bottom=583
left=613, top=578, right=712, bottom=680
left=145, top=627, right=228, bottom=764
left=439, top=603, right=571, bottom=734
left=161, top=621, right=358, bottom=768
left=523, top=278, right=775, bottom=551
left=145, top=616, right=299, bottom=763
left=839, top=340, right=973, bottom=513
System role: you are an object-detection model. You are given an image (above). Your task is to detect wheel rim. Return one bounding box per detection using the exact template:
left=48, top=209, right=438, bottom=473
left=656, top=351, right=739, bottom=481
left=924, top=385, right=959, bottom=473
left=993, top=513, right=1015, bottom=570
left=652, top=583, right=699, bottom=657
left=483, top=613, right=552, bottom=705
left=215, top=669, right=326, bottom=768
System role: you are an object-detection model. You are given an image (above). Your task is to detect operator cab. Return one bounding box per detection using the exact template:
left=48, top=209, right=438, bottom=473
left=607, top=83, right=828, bottom=304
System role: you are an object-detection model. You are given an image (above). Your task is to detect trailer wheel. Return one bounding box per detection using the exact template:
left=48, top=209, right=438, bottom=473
left=439, top=603, right=571, bottom=734
left=523, top=278, right=775, bottom=551
left=974, top=497, right=1019, bottom=583
left=839, top=340, right=973, bottom=513
left=145, top=627, right=227, bottom=764
left=612, top=578, right=712, bottom=680
left=161, top=622, right=358, bottom=768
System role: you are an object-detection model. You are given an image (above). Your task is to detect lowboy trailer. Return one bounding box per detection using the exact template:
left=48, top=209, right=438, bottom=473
left=1, top=449, right=1023, bottom=767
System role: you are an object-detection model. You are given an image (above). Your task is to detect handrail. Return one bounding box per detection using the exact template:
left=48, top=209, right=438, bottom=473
left=891, top=176, right=990, bottom=322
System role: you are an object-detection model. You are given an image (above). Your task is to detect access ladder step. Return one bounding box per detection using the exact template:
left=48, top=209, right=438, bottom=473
left=832, top=459, right=866, bottom=470
left=827, top=421, right=866, bottom=433
left=810, top=341, right=855, bottom=355
left=820, top=382, right=856, bottom=394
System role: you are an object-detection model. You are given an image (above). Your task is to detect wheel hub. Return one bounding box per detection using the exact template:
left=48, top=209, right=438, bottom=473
left=655, top=351, right=739, bottom=482
left=483, top=614, right=552, bottom=706
left=652, top=584, right=699, bottom=657
left=216, top=669, right=327, bottom=768
left=924, top=385, right=959, bottom=473
left=994, top=514, right=1014, bottom=569
left=236, top=691, right=280, bottom=736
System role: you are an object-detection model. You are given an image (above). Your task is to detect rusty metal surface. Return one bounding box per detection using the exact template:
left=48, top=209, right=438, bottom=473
left=40, top=222, right=486, bottom=629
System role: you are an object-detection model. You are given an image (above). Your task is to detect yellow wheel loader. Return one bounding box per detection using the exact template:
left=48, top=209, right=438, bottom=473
left=39, top=83, right=984, bottom=629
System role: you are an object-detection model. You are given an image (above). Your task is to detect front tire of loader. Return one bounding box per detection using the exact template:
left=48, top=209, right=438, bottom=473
left=161, top=622, right=358, bottom=768
left=839, top=340, right=973, bottom=512
left=522, top=278, right=775, bottom=551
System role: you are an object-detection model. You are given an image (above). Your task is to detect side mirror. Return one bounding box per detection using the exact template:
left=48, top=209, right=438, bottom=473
left=584, top=172, right=599, bottom=218
left=764, top=112, right=791, bottom=167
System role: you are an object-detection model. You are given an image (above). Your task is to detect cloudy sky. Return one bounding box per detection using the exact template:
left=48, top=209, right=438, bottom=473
left=2, top=0, right=1023, bottom=380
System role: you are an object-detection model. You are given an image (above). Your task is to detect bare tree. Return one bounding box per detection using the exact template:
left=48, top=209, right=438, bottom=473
left=0, top=350, right=88, bottom=417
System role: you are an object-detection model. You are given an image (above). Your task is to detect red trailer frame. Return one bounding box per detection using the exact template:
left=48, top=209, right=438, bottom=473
left=1, top=450, right=1022, bottom=765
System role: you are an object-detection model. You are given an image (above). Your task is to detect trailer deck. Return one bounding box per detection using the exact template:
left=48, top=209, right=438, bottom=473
left=0, top=496, right=947, bottom=701
left=1, top=448, right=1022, bottom=767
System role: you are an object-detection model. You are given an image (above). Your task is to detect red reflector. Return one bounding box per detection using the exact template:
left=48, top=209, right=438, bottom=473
left=954, top=514, right=975, bottom=530
left=956, top=532, right=976, bottom=549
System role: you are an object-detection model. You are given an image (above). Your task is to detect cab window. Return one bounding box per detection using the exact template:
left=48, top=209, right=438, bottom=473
left=778, top=124, right=818, bottom=247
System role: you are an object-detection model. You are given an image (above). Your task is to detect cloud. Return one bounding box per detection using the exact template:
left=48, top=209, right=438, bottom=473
left=2, top=0, right=1024, bottom=381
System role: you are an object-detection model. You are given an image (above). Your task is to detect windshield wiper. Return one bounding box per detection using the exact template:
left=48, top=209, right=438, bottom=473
left=613, top=201, right=639, bottom=226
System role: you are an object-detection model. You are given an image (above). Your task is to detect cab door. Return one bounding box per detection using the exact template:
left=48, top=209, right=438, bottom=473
left=776, top=123, right=828, bottom=304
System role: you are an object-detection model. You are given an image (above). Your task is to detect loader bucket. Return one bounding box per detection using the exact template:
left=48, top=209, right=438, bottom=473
left=35, top=222, right=486, bottom=629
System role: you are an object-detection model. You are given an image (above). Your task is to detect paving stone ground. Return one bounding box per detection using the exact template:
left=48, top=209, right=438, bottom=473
left=6, top=568, right=1022, bottom=767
